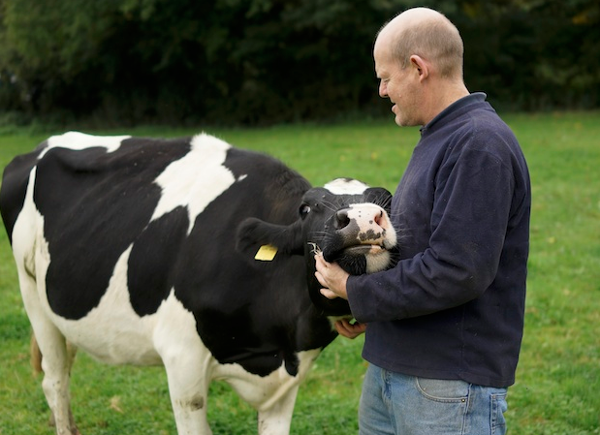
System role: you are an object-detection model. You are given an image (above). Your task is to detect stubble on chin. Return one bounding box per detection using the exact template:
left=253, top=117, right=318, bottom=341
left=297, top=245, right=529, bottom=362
left=393, top=107, right=420, bottom=128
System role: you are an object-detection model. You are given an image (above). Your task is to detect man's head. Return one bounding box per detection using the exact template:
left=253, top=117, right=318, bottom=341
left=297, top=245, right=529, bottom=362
left=374, top=8, right=468, bottom=127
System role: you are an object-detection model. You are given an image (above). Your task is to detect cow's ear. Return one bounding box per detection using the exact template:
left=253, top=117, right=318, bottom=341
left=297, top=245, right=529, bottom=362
left=236, top=217, right=304, bottom=257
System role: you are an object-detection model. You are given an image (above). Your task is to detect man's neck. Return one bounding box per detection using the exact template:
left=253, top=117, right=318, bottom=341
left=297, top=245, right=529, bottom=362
left=421, top=81, right=470, bottom=126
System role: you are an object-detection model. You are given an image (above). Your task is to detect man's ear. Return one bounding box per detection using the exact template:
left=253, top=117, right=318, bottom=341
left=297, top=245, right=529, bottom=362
left=410, top=54, right=429, bottom=81
left=236, top=217, right=305, bottom=257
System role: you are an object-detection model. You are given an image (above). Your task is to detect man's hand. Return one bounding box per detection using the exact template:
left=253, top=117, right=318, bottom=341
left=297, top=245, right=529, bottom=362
left=334, top=318, right=367, bottom=339
left=314, top=253, right=350, bottom=299
left=315, top=254, right=366, bottom=339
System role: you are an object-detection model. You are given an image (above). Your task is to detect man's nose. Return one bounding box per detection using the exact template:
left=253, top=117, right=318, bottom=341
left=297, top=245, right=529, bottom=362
left=379, top=80, right=388, bottom=98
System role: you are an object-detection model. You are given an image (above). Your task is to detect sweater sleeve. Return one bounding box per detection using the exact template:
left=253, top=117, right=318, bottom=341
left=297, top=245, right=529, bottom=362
left=347, top=136, right=515, bottom=323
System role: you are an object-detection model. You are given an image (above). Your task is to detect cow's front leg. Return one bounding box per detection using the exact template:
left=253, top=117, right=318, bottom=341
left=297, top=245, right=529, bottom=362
left=257, top=384, right=299, bottom=435
left=155, top=293, right=213, bottom=434
left=160, top=347, right=213, bottom=435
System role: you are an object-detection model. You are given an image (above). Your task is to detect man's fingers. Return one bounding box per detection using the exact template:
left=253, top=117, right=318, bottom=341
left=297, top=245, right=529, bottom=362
left=335, top=319, right=367, bottom=339
left=315, top=270, right=327, bottom=287
left=320, top=288, right=339, bottom=299
left=315, top=253, right=348, bottom=300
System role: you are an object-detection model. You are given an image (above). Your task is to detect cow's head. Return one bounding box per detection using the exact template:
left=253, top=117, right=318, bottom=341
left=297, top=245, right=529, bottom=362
left=237, top=178, right=398, bottom=316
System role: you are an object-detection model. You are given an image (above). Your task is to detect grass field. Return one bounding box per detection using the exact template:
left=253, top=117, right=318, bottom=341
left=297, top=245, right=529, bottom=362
left=0, top=112, right=598, bottom=434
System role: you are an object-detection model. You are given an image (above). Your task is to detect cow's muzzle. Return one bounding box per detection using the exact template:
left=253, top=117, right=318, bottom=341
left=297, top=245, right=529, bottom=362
left=321, top=204, right=397, bottom=272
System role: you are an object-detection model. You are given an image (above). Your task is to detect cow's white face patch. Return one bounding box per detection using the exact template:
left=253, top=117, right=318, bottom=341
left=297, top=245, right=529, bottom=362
left=150, top=133, right=238, bottom=234
left=324, top=178, right=369, bottom=195
left=42, top=132, right=130, bottom=158
left=340, top=203, right=397, bottom=274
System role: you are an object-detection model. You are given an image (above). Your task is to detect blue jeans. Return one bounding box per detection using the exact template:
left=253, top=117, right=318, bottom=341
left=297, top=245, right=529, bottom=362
left=359, top=364, right=508, bottom=435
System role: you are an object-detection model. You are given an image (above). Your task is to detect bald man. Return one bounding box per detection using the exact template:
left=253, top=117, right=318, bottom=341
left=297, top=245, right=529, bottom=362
left=315, top=8, right=530, bottom=435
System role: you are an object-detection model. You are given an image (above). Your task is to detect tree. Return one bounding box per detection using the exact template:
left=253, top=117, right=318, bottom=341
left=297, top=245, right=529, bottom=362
left=0, top=0, right=598, bottom=126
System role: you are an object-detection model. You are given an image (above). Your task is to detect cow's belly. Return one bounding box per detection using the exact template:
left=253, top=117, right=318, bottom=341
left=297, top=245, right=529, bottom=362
left=48, top=304, right=163, bottom=365
left=39, top=245, right=163, bottom=365
left=51, top=312, right=162, bottom=366
left=57, top=323, right=161, bottom=366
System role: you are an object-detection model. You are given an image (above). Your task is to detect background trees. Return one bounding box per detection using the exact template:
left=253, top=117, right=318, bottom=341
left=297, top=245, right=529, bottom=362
left=0, top=0, right=598, bottom=126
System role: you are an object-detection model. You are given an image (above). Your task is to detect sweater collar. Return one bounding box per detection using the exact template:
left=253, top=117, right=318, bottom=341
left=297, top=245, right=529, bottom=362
left=420, top=92, right=488, bottom=136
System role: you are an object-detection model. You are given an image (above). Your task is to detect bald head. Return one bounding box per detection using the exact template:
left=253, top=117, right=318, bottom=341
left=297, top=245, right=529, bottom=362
left=376, top=8, right=464, bottom=79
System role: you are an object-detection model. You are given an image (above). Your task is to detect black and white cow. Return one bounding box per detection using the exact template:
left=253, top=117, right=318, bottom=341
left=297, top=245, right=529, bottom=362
left=0, top=132, right=397, bottom=435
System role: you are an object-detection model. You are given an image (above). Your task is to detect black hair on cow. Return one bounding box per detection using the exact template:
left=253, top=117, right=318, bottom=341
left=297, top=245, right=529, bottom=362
left=363, top=187, right=393, bottom=212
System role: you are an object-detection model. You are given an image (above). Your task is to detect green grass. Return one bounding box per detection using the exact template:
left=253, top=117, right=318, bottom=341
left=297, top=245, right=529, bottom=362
left=0, top=112, right=599, bottom=434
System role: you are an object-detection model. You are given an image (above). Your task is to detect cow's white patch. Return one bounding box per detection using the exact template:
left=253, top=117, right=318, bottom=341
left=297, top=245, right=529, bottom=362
left=344, top=203, right=397, bottom=274
left=365, top=250, right=392, bottom=274
left=151, top=133, right=237, bottom=234
left=41, top=132, right=130, bottom=158
left=346, top=204, right=397, bottom=248
left=10, top=166, right=50, bottom=329
left=10, top=167, right=40, bottom=277
left=44, top=245, right=162, bottom=365
left=324, top=178, right=369, bottom=195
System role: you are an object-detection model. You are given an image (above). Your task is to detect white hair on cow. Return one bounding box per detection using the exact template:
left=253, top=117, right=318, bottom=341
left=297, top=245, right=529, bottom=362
left=42, top=131, right=131, bottom=159
left=324, top=178, right=369, bottom=195
left=151, top=133, right=237, bottom=235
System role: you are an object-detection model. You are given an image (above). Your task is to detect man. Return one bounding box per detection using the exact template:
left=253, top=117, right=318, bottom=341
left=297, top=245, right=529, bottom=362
left=315, top=7, right=530, bottom=435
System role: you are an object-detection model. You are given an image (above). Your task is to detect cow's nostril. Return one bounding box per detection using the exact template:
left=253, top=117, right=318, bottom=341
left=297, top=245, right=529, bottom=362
left=335, top=210, right=351, bottom=230
left=374, top=210, right=384, bottom=226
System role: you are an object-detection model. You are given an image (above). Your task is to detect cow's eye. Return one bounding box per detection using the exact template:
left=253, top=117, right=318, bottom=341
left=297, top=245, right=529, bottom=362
left=299, top=204, right=311, bottom=218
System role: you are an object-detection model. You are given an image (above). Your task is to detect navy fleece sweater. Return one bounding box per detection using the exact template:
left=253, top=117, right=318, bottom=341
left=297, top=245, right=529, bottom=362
left=347, top=93, right=531, bottom=387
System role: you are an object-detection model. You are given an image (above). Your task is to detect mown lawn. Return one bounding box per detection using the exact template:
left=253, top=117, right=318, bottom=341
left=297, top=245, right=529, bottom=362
left=0, top=112, right=598, bottom=434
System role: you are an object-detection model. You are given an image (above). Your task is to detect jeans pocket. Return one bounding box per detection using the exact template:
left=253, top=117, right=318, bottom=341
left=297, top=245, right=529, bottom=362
left=491, top=392, right=508, bottom=434
left=415, top=377, right=470, bottom=403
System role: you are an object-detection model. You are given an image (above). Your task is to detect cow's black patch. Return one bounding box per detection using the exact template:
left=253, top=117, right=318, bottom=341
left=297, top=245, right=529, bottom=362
left=168, top=150, right=335, bottom=377
left=128, top=206, right=190, bottom=316
left=34, top=138, right=191, bottom=319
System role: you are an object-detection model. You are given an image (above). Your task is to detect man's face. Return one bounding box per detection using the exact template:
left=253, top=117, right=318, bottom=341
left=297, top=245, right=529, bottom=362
left=374, top=37, right=423, bottom=127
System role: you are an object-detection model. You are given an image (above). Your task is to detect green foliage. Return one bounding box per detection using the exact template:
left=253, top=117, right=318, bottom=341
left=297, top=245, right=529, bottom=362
left=1, top=0, right=598, bottom=126
left=0, top=113, right=599, bottom=433
left=458, top=0, right=600, bottom=111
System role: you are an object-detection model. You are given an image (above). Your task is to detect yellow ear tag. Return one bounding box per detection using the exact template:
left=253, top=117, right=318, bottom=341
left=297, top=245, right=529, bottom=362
left=255, top=244, right=278, bottom=261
